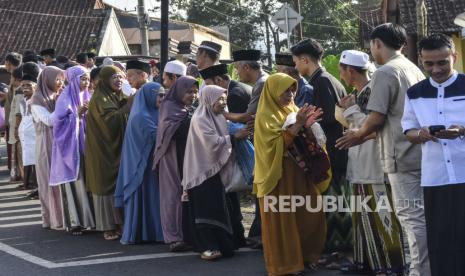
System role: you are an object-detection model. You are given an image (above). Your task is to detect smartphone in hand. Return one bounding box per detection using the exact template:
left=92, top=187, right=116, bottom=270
left=428, top=125, right=446, bottom=136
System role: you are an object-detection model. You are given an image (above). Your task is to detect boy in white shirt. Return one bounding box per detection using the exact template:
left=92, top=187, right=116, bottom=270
left=18, top=74, right=37, bottom=190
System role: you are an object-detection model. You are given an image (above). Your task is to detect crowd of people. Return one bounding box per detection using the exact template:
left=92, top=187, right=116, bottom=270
left=1, top=22, right=464, bottom=276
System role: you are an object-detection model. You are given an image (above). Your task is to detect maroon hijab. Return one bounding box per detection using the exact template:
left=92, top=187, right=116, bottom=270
left=153, top=76, right=198, bottom=168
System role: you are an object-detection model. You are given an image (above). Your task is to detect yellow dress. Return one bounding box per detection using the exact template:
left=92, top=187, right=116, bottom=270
left=259, top=131, right=326, bottom=276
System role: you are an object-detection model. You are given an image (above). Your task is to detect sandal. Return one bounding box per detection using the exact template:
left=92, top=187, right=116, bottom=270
left=200, top=250, right=222, bottom=261
left=169, top=241, right=191, bottom=252
left=26, top=189, right=39, bottom=200
left=103, top=231, right=119, bottom=241
left=70, top=227, right=83, bottom=236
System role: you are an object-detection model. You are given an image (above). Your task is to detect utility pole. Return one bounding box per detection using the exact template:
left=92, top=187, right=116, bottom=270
left=261, top=0, right=272, bottom=67
left=293, top=0, right=303, bottom=42
left=160, top=0, right=169, bottom=74
left=137, top=0, right=150, bottom=56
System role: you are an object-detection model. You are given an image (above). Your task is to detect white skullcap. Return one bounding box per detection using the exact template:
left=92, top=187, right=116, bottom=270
left=102, top=57, right=114, bottom=66
left=164, top=60, right=187, bottom=76
left=339, top=50, right=371, bottom=69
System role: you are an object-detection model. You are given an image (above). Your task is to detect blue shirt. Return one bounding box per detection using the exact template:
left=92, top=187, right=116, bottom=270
left=402, top=72, right=465, bottom=187
left=294, top=78, right=314, bottom=108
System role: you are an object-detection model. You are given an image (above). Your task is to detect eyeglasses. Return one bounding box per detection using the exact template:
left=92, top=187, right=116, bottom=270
left=158, top=93, right=166, bottom=98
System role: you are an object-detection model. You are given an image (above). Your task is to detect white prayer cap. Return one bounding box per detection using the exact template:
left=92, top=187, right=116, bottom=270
left=339, top=50, right=371, bottom=69
left=164, top=60, right=187, bottom=76
left=102, top=57, right=114, bottom=66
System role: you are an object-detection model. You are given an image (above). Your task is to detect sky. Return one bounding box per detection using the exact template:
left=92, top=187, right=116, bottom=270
left=104, top=0, right=162, bottom=17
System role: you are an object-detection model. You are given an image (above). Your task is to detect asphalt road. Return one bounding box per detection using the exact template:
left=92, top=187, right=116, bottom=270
left=0, top=146, right=349, bottom=276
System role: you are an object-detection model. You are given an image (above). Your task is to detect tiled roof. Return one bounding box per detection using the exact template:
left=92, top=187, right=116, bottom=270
left=359, top=0, right=385, bottom=48
left=0, top=0, right=108, bottom=61
left=399, top=0, right=465, bottom=34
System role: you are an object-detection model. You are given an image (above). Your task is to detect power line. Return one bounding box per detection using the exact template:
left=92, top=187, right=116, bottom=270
left=0, top=7, right=104, bottom=19
left=334, top=0, right=373, bottom=28
left=317, top=0, right=358, bottom=41
left=214, top=0, right=346, bottom=30
left=202, top=5, right=357, bottom=45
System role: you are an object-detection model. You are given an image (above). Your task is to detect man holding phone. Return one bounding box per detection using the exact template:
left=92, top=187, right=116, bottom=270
left=402, top=33, right=465, bottom=276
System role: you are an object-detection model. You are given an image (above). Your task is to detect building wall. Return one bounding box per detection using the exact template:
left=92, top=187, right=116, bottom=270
left=192, top=29, right=231, bottom=60
left=121, top=26, right=231, bottom=59
left=453, top=34, right=464, bottom=73
left=99, top=9, right=131, bottom=56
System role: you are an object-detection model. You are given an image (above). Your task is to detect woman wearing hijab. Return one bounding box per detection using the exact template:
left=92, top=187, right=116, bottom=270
left=30, top=66, right=65, bottom=230
left=182, top=85, right=250, bottom=261
left=50, top=65, right=95, bottom=235
left=254, top=73, right=327, bottom=275
left=153, top=76, right=198, bottom=252
left=114, top=82, right=164, bottom=245
left=85, top=66, right=132, bottom=241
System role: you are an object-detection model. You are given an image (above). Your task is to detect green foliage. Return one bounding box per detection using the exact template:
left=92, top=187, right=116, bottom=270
left=227, top=63, right=239, bottom=81
left=170, top=0, right=360, bottom=61
left=298, top=0, right=360, bottom=56
left=322, top=54, right=354, bottom=93
left=171, top=0, right=263, bottom=50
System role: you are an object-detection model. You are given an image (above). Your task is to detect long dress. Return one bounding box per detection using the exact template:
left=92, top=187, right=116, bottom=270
left=50, top=66, right=94, bottom=231
left=114, top=82, right=164, bottom=244
left=116, top=147, right=163, bottom=244
left=153, top=76, right=199, bottom=244
left=259, top=132, right=327, bottom=276
left=187, top=173, right=235, bottom=257
left=158, top=118, right=190, bottom=243
left=85, top=66, right=127, bottom=232
left=31, top=105, right=63, bottom=229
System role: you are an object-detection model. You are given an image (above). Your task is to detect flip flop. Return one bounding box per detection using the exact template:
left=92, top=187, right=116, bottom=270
left=70, top=227, right=83, bottom=236
left=103, top=231, right=119, bottom=241
left=201, top=250, right=222, bottom=261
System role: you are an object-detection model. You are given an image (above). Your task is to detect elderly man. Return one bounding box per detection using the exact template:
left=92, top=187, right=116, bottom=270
left=199, top=63, right=251, bottom=114
left=126, top=60, right=151, bottom=90
left=162, top=60, right=187, bottom=90
left=337, top=50, right=405, bottom=274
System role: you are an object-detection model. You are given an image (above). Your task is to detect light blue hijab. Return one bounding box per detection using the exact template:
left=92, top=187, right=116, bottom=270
left=115, top=82, right=161, bottom=206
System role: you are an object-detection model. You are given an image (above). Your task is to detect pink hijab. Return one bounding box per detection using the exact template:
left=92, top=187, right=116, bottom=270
left=181, top=85, right=232, bottom=190
left=31, top=66, right=64, bottom=112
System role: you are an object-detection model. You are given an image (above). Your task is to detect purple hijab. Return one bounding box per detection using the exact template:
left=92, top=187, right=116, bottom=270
left=152, top=76, right=198, bottom=168
left=49, top=65, right=90, bottom=186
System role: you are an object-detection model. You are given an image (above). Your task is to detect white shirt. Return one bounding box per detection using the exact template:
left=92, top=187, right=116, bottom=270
left=402, top=72, right=465, bottom=187
left=19, top=99, right=36, bottom=166
left=31, top=105, right=54, bottom=127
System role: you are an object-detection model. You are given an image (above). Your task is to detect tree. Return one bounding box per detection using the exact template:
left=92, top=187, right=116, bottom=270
left=291, top=0, right=359, bottom=55
left=171, top=0, right=359, bottom=56
left=171, top=0, right=263, bottom=50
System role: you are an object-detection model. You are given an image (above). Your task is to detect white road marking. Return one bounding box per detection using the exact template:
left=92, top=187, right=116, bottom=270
left=0, top=214, right=42, bottom=221
left=0, top=242, right=57, bottom=268
left=0, top=221, right=42, bottom=228
left=0, top=241, right=256, bottom=269
left=0, top=184, right=22, bottom=190
left=0, top=207, right=41, bottom=215
left=0, top=190, right=31, bottom=197
left=0, top=237, right=24, bottom=241
left=0, top=200, right=40, bottom=208
left=0, top=196, right=27, bottom=201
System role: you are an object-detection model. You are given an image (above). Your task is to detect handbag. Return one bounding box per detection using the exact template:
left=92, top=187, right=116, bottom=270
left=225, top=154, right=251, bottom=193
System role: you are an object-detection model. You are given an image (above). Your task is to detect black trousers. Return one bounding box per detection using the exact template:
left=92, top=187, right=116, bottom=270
left=23, top=165, right=37, bottom=188
left=424, top=184, right=465, bottom=276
